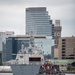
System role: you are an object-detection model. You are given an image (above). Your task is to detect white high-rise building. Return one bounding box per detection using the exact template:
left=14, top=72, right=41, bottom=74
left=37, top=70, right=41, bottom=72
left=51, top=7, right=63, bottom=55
left=0, top=31, right=14, bottom=37
left=26, top=7, right=54, bottom=38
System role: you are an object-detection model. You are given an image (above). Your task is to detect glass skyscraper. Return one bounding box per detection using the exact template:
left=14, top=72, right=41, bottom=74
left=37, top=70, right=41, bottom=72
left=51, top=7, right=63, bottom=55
left=26, top=7, right=54, bottom=38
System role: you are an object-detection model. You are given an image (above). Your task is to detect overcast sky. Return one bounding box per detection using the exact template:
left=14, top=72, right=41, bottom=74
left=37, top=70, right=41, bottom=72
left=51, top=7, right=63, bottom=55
left=0, top=0, right=75, bottom=37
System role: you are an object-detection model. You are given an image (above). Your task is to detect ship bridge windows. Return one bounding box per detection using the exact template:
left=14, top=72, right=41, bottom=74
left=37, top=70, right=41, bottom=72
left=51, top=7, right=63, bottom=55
left=29, top=57, right=41, bottom=61
left=20, top=56, right=23, bottom=58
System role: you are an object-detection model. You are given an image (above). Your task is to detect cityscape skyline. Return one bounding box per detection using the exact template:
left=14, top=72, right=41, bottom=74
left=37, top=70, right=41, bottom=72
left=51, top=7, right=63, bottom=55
left=0, top=0, right=75, bottom=37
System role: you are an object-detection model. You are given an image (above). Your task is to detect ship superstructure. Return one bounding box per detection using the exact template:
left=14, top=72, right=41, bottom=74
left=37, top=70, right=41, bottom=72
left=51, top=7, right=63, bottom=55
left=15, top=44, right=44, bottom=65
left=14, top=34, right=44, bottom=65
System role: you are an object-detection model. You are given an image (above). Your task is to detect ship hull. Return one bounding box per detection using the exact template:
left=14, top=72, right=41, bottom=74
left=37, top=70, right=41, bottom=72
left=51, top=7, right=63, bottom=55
left=11, top=65, right=41, bottom=75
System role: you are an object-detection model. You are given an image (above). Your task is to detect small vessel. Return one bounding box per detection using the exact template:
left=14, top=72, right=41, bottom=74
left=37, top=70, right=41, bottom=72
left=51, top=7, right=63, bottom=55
left=0, top=66, right=12, bottom=73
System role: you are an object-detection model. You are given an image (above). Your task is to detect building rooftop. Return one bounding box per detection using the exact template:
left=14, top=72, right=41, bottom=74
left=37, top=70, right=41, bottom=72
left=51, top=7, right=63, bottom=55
left=26, top=7, right=46, bottom=12
left=8, top=35, right=47, bottom=38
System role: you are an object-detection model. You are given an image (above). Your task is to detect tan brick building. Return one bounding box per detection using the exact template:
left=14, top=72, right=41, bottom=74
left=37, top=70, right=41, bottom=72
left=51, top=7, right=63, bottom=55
left=58, top=36, right=75, bottom=59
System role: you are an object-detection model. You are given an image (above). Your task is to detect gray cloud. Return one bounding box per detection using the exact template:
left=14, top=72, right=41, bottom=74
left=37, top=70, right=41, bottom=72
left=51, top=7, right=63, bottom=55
left=0, top=0, right=75, bottom=36
left=0, top=0, right=75, bottom=5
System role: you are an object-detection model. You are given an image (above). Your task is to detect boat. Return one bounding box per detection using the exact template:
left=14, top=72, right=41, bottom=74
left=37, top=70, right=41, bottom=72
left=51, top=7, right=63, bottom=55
left=0, top=66, right=12, bottom=73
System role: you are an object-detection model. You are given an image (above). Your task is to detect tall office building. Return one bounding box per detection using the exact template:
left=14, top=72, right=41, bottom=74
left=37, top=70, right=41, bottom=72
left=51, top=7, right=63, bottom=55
left=0, top=31, right=14, bottom=62
left=26, top=7, right=54, bottom=38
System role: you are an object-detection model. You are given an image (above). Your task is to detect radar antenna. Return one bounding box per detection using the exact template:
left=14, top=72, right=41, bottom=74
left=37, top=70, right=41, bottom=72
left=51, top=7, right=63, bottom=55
left=30, top=31, right=34, bottom=47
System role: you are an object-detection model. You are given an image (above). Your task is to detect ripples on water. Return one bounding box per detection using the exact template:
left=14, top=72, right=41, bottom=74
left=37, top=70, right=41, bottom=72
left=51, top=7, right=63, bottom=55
left=0, top=73, right=75, bottom=75
left=66, top=74, right=75, bottom=75
left=0, top=73, right=13, bottom=75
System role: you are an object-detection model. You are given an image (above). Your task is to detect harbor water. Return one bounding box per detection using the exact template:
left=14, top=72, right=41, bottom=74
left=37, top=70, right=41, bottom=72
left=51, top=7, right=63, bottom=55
left=0, top=73, right=13, bottom=75
left=0, top=73, right=75, bottom=75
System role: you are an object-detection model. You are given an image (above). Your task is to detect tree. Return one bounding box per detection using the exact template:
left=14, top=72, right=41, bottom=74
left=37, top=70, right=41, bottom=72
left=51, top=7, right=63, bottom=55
left=67, top=63, right=71, bottom=71
left=0, top=62, right=3, bottom=65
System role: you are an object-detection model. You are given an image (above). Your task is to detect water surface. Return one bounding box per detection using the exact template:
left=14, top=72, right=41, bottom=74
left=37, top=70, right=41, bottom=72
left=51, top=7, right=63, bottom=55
left=0, top=73, right=75, bottom=75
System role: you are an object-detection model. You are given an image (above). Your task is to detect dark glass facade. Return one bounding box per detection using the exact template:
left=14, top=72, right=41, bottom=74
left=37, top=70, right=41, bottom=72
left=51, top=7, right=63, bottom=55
left=0, top=52, right=2, bottom=62
left=3, top=37, right=30, bottom=62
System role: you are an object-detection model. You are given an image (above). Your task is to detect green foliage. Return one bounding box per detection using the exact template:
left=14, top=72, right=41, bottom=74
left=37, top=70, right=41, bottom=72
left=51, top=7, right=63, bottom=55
left=71, top=67, right=75, bottom=70
left=0, top=62, right=3, bottom=65
left=67, top=63, right=72, bottom=71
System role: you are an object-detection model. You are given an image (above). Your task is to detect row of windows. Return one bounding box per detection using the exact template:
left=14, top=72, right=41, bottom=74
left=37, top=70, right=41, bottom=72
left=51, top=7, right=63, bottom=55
left=26, top=26, right=51, bottom=29
left=26, top=23, right=52, bottom=25
left=62, top=54, right=75, bottom=57
left=34, top=19, right=50, bottom=22
left=62, top=57, right=74, bottom=59
left=26, top=13, right=48, bottom=15
left=26, top=16, right=49, bottom=18
left=32, top=16, right=50, bottom=18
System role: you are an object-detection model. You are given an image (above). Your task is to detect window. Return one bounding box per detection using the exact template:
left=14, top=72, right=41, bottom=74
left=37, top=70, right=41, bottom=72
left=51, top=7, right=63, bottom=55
left=20, top=56, right=23, bottom=58
left=62, top=48, right=65, bottom=50
left=62, top=45, right=66, bottom=47
left=29, top=58, right=41, bottom=61
left=62, top=54, right=65, bottom=56
left=62, top=39, right=66, bottom=41
left=62, top=51, right=65, bottom=53
left=62, top=57, right=65, bottom=59
left=62, top=42, right=66, bottom=44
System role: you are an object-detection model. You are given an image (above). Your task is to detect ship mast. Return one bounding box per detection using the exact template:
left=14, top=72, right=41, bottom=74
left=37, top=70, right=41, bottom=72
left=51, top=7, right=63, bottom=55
left=30, top=31, right=34, bottom=47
